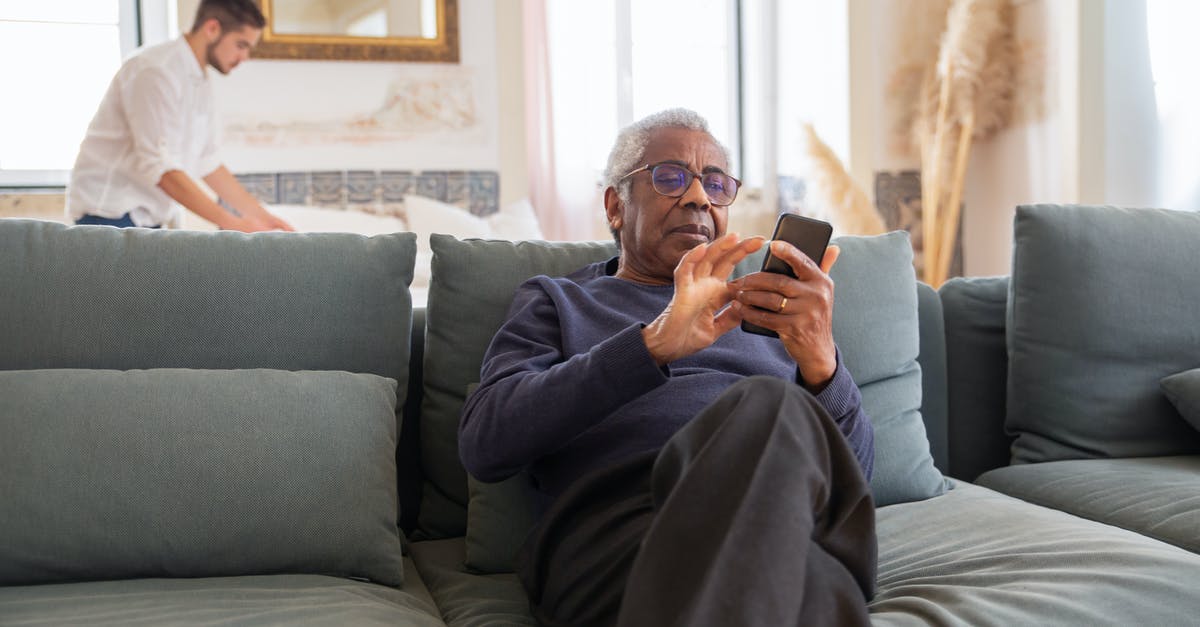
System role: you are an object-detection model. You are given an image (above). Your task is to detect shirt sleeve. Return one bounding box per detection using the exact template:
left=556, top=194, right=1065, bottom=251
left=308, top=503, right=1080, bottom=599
left=459, top=281, right=668, bottom=483
left=196, top=89, right=222, bottom=178
left=806, top=349, right=875, bottom=480
left=120, top=65, right=187, bottom=189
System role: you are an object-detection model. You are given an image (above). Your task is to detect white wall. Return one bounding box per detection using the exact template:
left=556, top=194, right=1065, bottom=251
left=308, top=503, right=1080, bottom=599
left=179, top=0, right=528, bottom=205
left=847, top=0, right=1160, bottom=277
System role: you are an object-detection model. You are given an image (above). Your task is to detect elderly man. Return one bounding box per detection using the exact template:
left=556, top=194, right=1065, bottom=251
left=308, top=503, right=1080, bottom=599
left=460, top=108, right=876, bottom=626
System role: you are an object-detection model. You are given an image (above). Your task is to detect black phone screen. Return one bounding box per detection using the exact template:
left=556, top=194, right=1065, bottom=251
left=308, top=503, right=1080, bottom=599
left=741, top=214, right=833, bottom=337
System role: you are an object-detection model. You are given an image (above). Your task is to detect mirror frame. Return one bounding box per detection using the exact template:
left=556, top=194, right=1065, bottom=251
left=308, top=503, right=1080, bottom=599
left=252, top=0, right=459, bottom=63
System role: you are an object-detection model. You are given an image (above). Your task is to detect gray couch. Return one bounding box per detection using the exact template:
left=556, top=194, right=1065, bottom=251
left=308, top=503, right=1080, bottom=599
left=2, top=204, right=1198, bottom=625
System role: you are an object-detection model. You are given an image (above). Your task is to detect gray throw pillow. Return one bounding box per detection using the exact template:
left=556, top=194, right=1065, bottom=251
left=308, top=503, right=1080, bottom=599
left=0, top=368, right=405, bottom=587
left=435, top=231, right=944, bottom=573
left=1006, top=205, right=1200, bottom=463
left=1161, top=368, right=1200, bottom=432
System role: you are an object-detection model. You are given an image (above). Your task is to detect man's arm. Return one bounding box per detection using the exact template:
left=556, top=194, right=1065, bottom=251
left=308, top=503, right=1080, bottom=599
left=203, top=166, right=294, bottom=231
left=459, top=280, right=668, bottom=483
left=158, top=170, right=260, bottom=231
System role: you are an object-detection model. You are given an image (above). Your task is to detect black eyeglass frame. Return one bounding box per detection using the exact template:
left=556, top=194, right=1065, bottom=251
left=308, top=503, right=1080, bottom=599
left=619, top=162, right=742, bottom=207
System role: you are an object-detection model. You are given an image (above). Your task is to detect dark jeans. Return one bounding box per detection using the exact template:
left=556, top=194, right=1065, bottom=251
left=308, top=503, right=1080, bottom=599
left=76, top=213, right=159, bottom=228
left=517, top=376, right=877, bottom=627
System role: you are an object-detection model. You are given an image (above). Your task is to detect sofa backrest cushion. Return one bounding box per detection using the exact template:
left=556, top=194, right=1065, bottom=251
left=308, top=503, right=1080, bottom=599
left=0, top=220, right=421, bottom=527
left=423, top=231, right=946, bottom=572
left=0, top=368, right=406, bottom=586
left=828, top=232, right=948, bottom=507
left=0, top=220, right=415, bottom=379
left=939, top=276, right=1013, bottom=480
left=1006, top=204, right=1200, bottom=463
left=416, top=235, right=619, bottom=539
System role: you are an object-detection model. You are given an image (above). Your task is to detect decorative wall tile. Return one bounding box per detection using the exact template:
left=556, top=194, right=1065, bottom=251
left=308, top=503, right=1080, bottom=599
left=231, top=169, right=500, bottom=217
left=279, top=172, right=310, bottom=205
left=381, top=171, right=415, bottom=202
left=234, top=173, right=278, bottom=204
left=311, top=171, right=346, bottom=208
left=347, top=170, right=380, bottom=212
left=468, top=172, right=500, bottom=215
left=415, top=171, right=448, bottom=203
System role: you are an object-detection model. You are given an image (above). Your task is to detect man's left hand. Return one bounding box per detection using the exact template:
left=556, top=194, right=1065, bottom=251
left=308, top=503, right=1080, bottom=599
left=730, top=241, right=840, bottom=390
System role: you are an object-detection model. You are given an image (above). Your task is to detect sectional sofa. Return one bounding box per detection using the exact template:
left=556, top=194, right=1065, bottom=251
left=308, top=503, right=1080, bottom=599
left=1, top=204, right=1198, bottom=625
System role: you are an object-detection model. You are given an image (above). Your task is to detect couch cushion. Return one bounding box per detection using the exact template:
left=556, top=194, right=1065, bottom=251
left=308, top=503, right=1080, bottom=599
left=938, top=276, right=1013, bottom=481
left=975, top=456, right=1200, bottom=553
left=828, top=232, right=947, bottom=508
left=0, top=368, right=405, bottom=586
left=0, top=571, right=443, bottom=627
left=1006, top=205, right=1200, bottom=463
left=871, top=481, right=1200, bottom=624
left=1162, top=368, right=1200, bottom=432
left=417, top=235, right=619, bottom=540
left=0, top=220, right=415, bottom=379
left=0, top=219, right=422, bottom=534
left=409, top=538, right=537, bottom=627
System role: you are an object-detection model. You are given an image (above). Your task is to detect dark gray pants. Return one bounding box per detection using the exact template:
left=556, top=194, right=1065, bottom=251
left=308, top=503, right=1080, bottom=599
left=516, top=376, right=877, bottom=627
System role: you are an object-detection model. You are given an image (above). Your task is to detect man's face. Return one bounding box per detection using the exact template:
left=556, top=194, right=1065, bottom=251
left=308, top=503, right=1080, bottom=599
left=609, top=127, right=731, bottom=283
left=206, top=25, right=260, bottom=75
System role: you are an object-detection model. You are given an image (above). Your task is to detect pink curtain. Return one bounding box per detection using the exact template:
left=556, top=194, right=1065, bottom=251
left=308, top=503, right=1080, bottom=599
left=522, top=0, right=566, bottom=239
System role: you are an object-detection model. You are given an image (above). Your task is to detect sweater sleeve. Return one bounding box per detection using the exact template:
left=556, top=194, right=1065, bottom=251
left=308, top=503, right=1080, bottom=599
left=806, top=349, right=875, bottom=480
left=459, top=281, right=668, bottom=483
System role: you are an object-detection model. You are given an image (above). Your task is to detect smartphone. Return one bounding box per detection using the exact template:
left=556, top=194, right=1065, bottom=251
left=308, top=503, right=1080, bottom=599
left=741, top=214, right=833, bottom=337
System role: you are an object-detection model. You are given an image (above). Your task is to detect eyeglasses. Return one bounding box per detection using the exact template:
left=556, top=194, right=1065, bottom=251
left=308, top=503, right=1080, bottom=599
left=619, top=162, right=741, bottom=207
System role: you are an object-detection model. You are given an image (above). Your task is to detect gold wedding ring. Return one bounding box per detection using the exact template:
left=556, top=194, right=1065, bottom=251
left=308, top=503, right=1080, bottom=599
left=777, top=296, right=788, bottom=313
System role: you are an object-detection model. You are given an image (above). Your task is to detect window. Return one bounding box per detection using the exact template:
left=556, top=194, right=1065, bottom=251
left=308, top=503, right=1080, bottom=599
left=1147, top=0, right=1200, bottom=210
left=536, top=0, right=851, bottom=239
left=0, top=0, right=151, bottom=186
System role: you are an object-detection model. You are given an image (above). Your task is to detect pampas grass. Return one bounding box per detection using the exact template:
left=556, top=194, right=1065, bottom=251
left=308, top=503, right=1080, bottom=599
left=801, top=123, right=886, bottom=236
left=914, top=0, right=1015, bottom=286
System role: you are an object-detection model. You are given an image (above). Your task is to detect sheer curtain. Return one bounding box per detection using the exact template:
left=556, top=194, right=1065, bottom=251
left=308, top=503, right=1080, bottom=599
left=522, top=0, right=617, bottom=241
left=521, top=0, right=739, bottom=241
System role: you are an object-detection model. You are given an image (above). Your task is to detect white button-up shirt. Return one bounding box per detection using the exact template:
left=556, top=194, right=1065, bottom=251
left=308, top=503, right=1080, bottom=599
left=67, top=37, right=222, bottom=227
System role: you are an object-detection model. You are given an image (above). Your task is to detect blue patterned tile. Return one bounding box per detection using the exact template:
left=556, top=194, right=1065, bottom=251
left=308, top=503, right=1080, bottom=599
left=347, top=170, right=379, bottom=205
left=311, top=171, right=345, bottom=208
left=444, top=171, right=470, bottom=209
left=468, top=171, right=500, bottom=216
left=279, top=172, right=310, bottom=205
left=235, top=173, right=278, bottom=204
left=381, top=171, right=415, bottom=203
left=415, top=171, right=448, bottom=202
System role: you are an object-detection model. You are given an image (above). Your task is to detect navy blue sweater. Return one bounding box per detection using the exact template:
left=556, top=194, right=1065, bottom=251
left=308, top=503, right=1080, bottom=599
left=459, top=258, right=874, bottom=511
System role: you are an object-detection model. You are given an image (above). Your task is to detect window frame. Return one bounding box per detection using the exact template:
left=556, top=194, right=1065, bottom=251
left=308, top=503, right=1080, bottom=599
left=0, top=0, right=150, bottom=188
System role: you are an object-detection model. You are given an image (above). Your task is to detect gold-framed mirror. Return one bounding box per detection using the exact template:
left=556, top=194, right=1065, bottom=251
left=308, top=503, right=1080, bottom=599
left=252, top=0, right=458, bottom=63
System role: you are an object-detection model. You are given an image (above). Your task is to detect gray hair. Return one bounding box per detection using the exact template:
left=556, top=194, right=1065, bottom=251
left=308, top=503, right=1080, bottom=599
left=603, top=108, right=732, bottom=206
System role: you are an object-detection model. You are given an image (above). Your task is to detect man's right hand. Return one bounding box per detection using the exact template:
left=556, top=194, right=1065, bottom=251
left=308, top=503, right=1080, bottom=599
left=642, top=233, right=764, bottom=366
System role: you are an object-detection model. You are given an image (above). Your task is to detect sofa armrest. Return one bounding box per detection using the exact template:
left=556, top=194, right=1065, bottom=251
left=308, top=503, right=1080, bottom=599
left=939, top=276, right=1013, bottom=481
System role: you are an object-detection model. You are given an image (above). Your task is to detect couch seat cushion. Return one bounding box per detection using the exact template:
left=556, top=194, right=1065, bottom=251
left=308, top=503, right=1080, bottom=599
left=871, top=482, right=1200, bottom=625
left=0, top=570, right=442, bottom=627
left=975, top=456, right=1200, bottom=553
left=409, top=538, right=536, bottom=627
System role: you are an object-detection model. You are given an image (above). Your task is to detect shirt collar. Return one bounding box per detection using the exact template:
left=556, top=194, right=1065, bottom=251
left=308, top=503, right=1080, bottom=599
left=176, top=35, right=207, bottom=81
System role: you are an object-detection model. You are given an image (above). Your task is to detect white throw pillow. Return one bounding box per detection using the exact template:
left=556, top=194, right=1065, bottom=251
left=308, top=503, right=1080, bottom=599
left=489, top=198, right=545, bottom=241
left=268, top=205, right=408, bottom=235
left=175, top=204, right=408, bottom=236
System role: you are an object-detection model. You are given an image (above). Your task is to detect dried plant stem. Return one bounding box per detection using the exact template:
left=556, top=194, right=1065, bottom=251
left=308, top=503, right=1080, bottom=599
left=923, top=77, right=955, bottom=284
left=935, top=114, right=976, bottom=285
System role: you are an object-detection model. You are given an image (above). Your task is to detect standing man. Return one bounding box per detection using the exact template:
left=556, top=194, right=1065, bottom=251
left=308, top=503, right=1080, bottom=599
left=67, top=0, right=293, bottom=231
